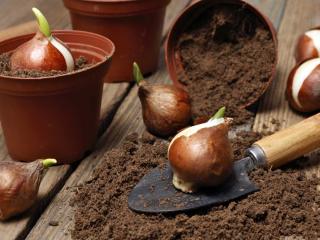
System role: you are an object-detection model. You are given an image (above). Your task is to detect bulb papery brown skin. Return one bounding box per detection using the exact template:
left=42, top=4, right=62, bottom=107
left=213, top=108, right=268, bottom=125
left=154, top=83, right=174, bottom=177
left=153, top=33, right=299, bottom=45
left=296, top=29, right=320, bottom=63
left=10, top=8, right=74, bottom=72
left=133, top=62, right=191, bottom=137
left=168, top=117, right=233, bottom=193
left=0, top=159, right=57, bottom=221
left=287, top=58, right=320, bottom=112
left=138, top=83, right=192, bottom=137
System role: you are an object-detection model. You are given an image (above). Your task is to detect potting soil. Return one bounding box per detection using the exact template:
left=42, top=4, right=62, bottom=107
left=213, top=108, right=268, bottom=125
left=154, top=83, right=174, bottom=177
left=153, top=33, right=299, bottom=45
left=0, top=53, right=90, bottom=77
left=72, top=132, right=319, bottom=240
left=177, top=5, right=276, bottom=125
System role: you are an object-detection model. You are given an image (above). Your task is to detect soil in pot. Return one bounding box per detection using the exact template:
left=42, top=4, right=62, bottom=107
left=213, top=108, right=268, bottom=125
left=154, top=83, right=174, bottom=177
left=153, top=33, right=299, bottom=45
left=0, top=53, right=90, bottom=77
left=177, top=5, right=276, bottom=125
left=71, top=132, right=319, bottom=240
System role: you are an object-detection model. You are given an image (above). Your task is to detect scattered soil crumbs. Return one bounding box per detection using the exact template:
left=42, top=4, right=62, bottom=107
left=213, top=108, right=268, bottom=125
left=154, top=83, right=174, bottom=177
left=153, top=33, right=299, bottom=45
left=72, top=132, right=319, bottom=240
left=177, top=4, right=276, bottom=125
left=0, top=53, right=91, bottom=77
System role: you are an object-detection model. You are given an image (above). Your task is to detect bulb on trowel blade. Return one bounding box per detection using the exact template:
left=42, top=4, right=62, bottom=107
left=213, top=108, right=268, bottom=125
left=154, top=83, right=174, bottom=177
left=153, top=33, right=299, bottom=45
left=168, top=107, right=234, bottom=193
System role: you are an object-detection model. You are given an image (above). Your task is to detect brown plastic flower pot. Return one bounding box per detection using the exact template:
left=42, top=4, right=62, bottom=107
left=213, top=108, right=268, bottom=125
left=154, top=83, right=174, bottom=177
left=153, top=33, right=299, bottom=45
left=165, top=0, right=278, bottom=108
left=0, top=30, right=115, bottom=164
left=63, top=0, right=171, bottom=83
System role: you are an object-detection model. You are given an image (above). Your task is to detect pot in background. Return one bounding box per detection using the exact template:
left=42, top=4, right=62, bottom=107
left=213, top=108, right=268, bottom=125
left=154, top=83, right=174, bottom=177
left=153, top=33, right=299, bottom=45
left=63, top=0, right=171, bottom=83
left=0, top=30, right=114, bottom=164
left=165, top=0, right=278, bottom=108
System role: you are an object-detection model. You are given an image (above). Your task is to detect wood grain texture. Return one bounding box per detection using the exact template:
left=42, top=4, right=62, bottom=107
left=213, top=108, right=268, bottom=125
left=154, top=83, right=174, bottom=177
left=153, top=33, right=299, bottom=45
left=253, top=0, right=320, bottom=179
left=0, top=21, right=38, bottom=42
left=247, top=0, right=287, bottom=29
left=0, top=1, right=129, bottom=239
left=26, top=1, right=287, bottom=240
left=0, top=0, right=70, bottom=30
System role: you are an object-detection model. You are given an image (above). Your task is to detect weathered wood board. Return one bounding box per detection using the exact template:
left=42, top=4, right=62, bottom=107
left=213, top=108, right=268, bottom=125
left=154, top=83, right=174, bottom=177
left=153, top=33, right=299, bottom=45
left=0, top=1, right=131, bottom=240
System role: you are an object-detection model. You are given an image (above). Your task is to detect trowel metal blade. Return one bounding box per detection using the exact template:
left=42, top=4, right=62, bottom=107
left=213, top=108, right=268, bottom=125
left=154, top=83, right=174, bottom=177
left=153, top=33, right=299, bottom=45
left=128, top=157, right=259, bottom=213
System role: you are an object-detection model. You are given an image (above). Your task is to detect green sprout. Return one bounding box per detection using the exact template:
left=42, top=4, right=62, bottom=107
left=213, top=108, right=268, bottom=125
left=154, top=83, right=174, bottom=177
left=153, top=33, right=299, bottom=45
left=133, top=62, right=144, bottom=86
left=210, top=106, right=226, bottom=120
left=41, top=158, right=57, bottom=168
left=32, top=7, right=51, bottom=38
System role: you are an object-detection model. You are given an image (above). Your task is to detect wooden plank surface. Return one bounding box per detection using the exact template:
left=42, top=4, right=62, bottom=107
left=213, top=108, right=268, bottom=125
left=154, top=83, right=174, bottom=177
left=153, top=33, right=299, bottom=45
left=0, top=1, right=130, bottom=239
left=26, top=1, right=287, bottom=239
left=0, top=0, right=71, bottom=30
left=248, top=0, right=287, bottom=30
left=0, top=21, right=38, bottom=42
left=253, top=0, right=320, bottom=179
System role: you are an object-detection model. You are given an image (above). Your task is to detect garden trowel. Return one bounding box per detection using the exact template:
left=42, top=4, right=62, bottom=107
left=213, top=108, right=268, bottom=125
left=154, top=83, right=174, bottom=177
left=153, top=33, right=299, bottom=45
left=128, top=114, right=320, bottom=213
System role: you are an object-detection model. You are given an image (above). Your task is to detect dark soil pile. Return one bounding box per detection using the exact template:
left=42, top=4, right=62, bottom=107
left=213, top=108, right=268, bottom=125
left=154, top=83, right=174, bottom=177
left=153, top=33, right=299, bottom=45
left=72, top=132, right=319, bottom=240
left=0, top=53, right=91, bottom=77
left=177, top=5, right=276, bottom=125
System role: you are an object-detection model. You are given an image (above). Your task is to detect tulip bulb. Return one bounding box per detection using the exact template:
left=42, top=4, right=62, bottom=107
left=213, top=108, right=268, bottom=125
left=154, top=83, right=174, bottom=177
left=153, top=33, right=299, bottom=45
left=296, top=29, right=320, bottom=63
left=287, top=58, right=320, bottom=112
left=0, top=158, right=57, bottom=221
left=168, top=107, right=233, bottom=193
left=10, top=8, right=74, bottom=72
left=134, top=62, right=192, bottom=137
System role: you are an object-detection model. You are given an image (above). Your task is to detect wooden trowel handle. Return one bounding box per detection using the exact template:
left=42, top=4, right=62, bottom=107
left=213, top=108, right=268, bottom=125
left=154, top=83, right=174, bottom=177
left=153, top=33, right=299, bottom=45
left=253, top=113, right=320, bottom=169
